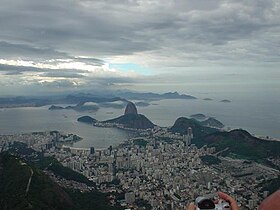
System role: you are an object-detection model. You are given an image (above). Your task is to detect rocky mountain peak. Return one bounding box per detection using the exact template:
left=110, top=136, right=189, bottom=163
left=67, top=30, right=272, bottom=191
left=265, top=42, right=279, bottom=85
left=124, top=101, right=138, bottom=115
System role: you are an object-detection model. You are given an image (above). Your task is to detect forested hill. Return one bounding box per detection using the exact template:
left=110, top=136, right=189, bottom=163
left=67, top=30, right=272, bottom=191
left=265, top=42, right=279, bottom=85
left=0, top=152, right=123, bottom=210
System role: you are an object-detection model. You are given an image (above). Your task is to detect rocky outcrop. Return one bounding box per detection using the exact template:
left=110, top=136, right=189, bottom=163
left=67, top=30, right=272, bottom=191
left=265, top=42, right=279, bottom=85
left=124, top=102, right=138, bottom=115
left=105, top=114, right=154, bottom=129
left=104, top=101, right=154, bottom=129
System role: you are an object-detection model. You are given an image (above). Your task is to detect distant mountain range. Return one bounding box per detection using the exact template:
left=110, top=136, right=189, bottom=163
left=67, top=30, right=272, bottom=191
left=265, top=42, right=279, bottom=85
left=115, top=91, right=196, bottom=100
left=49, top=102, right=99, bottom=112
left=0, top=91, right=196, bottom=108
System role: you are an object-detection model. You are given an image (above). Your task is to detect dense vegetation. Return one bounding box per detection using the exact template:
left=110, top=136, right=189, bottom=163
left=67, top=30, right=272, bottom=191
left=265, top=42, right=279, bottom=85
left=0, top=153, right=123, bottom=210
left=201, top=155, right=221, bottom=165
left=260, top=176, right=280, bottom=196
left=133, top=138, right=149, bottom=147
left=67, top=190, right=123, bottom=210
left=0, top=153, right=74, bottom=210
left=170, top=117, right=218, bottom=137
left=195, top=129, right=280, bottom=160
left=200, top=117, right=224, bottom=128
left=8, top=143, right=93, bottom=186
left=48, top=162, right=94, bottom=186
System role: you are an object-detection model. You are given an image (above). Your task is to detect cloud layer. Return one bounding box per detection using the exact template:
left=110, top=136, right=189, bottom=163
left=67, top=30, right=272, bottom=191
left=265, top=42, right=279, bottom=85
left=0, top=0, right=279, bottom=94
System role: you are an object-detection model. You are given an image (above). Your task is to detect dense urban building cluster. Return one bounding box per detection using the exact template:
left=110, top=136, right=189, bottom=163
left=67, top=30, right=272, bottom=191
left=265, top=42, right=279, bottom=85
left=0, top=128, right=279, bottom=210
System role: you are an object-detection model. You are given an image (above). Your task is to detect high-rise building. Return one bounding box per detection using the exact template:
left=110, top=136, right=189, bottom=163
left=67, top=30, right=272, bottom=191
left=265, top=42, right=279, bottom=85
left=263, top=191, right=269, bottom=198
left=184, top=127, right=193, bottom=146
left=188, top=127, right=193, bottom=137
left=248, top=199, right=254, bottom=209
left=125, top=191, right=135, bottom=204
left=90, top=147, right=95, bottom=154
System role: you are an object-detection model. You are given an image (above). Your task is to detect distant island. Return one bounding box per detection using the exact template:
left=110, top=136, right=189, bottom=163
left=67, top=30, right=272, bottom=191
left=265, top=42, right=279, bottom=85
left=98, top=100, right=150, bottom=109
left=98, top=100, right=127, bottom=109
left=200, top=117, right=224, bottom=128
left=49, top=105, right=64, bottom=110
left=77, top=116, right=97, bottom=124
left=49, top=102, right=99, bottom=112
left=220, top=99, right=231, bottom=103
left=135, top=101, right=150, bottom=107
left=203, top=98, right=213, bottom=101
left=190, top=113, right=207, bottom=120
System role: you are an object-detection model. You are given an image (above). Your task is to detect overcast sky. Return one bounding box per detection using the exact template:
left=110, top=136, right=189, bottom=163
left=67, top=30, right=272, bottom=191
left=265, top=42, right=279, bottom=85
left=0, top=0, right=279, bottom=96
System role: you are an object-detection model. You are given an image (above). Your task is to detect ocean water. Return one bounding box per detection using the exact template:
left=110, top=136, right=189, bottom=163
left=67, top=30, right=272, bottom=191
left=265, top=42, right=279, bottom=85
left=0, top=96, right=279, bottom=148
left=0, top=106, right=133, bottom=149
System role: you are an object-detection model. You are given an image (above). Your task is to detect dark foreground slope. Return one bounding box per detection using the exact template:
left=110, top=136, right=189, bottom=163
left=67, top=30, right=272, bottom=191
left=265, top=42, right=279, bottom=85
left=0, top=153, right=74, bottom=210
left=0, top=152, right=123, bottom=210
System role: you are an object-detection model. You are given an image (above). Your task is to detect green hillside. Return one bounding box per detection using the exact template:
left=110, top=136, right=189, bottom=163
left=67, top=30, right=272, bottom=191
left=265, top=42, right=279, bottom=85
left=0, top=153, right=74, bottom=210
left=0, top=153, right=123, bottom=210
left=170, top=117, right=218, bottom=137
left=195, top=129, right=280, bottom=160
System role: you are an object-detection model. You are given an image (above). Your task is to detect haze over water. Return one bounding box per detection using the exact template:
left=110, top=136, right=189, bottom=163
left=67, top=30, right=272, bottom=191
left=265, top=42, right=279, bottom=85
left=0, top=86, right=279, bottom=149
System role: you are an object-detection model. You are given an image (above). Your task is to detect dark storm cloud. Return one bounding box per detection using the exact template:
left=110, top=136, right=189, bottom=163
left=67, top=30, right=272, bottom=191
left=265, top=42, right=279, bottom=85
left=0, top=41, right=69, bottom=60
left=0, top=63, right=87, bottom=78
left=38, top=80, right=80, bottom=88
left=1, top=0, right=279, bottom=62
left=0, top=41, right=106, bottom=66
left=41, top=72, right=86, bottom=78
left=0, top=0, right=280, bottom=95
left=0, top=0, right=155, bottom=56
left=0, top=63, right=137, bottom=88
left=34, top=74, right=137, bottom=90
left=72, top=57, right=105, bottom=66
